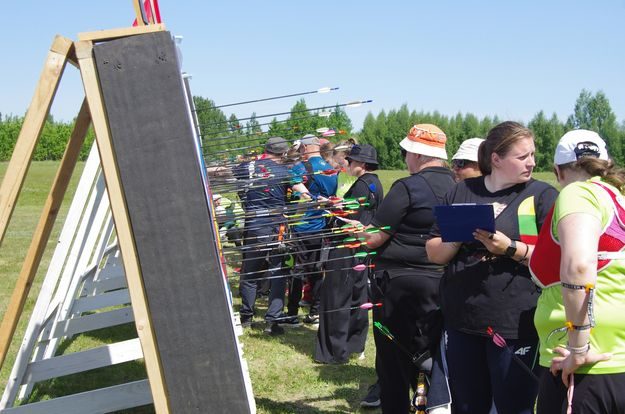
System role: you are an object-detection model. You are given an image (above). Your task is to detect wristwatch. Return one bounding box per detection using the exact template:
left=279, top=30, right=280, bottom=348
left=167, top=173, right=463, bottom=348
left=504, top=240, right=517, bottom=257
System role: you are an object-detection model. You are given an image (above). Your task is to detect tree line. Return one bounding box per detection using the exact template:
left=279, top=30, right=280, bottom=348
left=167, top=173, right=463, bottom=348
left=358, top=90, right=624, bottom=170
left=0, top=114, right=96, bottom=162
left=1, top=90, right=622, bottom=172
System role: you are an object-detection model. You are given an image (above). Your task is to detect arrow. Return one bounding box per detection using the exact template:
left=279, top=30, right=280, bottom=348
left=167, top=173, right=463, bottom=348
left=374, top=322, right=431, bottom=368
left=322, top=302, right=382, bottom=314
left=196, top=87, right=339, bottom=111
left=230, top=263, right=376, bottom=283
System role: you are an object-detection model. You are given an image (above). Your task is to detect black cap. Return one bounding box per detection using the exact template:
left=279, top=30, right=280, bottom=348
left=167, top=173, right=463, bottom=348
left=265, top=137, right=289, bottom=155
left=346, top=144, right=379, bottom=170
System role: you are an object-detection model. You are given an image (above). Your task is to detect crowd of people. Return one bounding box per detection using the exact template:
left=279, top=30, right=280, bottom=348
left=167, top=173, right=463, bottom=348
left=210, top=122, right=625, bottom=413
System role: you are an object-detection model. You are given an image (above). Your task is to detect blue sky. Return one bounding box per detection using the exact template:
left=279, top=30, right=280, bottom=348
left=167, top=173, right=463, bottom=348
left=1, top=1, right=624, bottom=131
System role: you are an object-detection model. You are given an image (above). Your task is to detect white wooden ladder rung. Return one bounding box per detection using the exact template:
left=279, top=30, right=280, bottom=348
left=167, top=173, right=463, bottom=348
left=39, top=307, right=134, bottom=342
left=0, top=380, right=152, bottom=414
left=22, top=338, right=143, bottom=384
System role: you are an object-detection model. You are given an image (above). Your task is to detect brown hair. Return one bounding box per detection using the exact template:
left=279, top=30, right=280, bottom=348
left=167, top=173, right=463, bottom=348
left=478, top=121, right=534, bottom=175
left=333, top=140, right=352, bottom=156
left=559, top=158, right=625, bottom=194
left=320, top=142, right=335, bottom=162
left=284, top=145, right=302, bottom=165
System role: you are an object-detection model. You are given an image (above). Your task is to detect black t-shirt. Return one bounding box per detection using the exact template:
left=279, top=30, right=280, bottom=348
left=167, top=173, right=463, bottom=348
left=233, top=158, right=289, bottom=225
left=433, top=176, right=558, bottom=339
left=344, top=173, right=384, bottom=225
left=371, top=166, right=455, bottom=271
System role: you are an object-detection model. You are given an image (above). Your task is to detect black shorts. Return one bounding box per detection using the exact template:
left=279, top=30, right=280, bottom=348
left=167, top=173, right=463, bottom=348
left=537, top=369, right=625, bottom=414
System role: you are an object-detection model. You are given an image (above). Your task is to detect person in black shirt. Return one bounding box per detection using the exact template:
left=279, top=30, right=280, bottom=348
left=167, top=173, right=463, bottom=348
left=314, top=144, right=384, bottom=364
left=234, top=137, right=296, bottom=333
left=354, top=124, right=455, bottom=413
left=426, top=121, right=558, bottom=414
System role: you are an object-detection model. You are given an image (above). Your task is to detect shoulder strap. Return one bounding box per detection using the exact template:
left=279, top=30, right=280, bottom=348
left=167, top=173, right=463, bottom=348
left=354, top=175, right=377, bottom=209
left=414, top=170, right=446, bottom=205
left=591, top=181, right=625, bottom=227
left=302, top=160, right=319, bottom=192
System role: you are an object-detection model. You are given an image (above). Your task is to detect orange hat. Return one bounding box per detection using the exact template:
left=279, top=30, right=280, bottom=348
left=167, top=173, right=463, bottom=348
left=399, top=124, right=448, bottom=159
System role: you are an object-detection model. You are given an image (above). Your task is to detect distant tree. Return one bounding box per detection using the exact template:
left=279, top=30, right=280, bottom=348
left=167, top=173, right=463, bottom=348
left=245, top=113, right=262, bottom=135
left=193, top=96, right=228, bottom=148
left=0, top=115, right=23, bottom=160
left=268, top=117, right=289, bottom=139
left=286, top=99, right=317, bottom=139
left=568, top=90, right=622, bottom=164
left=327, top=105, right=353, bottom=138
left=529, top=111, right=564, bottom=171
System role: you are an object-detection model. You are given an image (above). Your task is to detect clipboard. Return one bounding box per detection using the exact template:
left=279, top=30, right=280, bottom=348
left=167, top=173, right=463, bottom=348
left=434, top=204, right=496, bottom=242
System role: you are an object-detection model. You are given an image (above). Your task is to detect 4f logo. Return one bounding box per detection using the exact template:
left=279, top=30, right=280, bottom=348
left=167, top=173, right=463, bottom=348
left=515, top=346, right=532, bottom=356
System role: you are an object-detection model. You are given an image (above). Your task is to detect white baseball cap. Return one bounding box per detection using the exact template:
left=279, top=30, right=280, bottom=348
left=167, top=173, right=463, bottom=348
left=554, top=130, right=609, bottom=165
left=452, top=138, right=485, bottom=162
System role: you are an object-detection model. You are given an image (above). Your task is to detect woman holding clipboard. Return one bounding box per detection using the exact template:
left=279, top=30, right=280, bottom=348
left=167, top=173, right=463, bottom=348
left=426, top=121, right=558, bottom=414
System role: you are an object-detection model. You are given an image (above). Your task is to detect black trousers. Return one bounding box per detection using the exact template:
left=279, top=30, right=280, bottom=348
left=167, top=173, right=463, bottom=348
left=239, top=225, right=286, bottom=321
left=446, top=327, right=541, bottom=414
left=287, top=234, right=323, bottom=316
left=314, top=247, right=368, bottom=363
left=374, top=269, right=442, bottom=414
left=537, top=369, right=625, bottom=414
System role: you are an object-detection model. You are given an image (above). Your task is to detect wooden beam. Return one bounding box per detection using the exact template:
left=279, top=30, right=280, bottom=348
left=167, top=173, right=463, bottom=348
left=0, top=35, right=73, bottom=247
left=0, top=98, right=90, bottom=369
left=77, top=24, right=165, bottom=42
left=75, top=40, right=170, bottom=414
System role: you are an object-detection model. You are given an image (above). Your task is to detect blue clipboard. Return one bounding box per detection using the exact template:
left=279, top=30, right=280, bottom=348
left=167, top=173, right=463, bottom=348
left=434, top=204, right=496, bottom=242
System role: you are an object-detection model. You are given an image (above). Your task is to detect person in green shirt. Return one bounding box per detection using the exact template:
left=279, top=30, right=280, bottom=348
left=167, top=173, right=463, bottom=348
left=529, top=129, right=625, bottom=413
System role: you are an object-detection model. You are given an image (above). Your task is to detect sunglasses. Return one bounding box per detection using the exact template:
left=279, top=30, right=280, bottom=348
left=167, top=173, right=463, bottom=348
left=452, top=159, right=474, bottom=169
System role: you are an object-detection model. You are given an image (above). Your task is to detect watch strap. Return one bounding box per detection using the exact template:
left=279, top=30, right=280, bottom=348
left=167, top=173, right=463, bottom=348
left=505, top=240, right=517, bottom=257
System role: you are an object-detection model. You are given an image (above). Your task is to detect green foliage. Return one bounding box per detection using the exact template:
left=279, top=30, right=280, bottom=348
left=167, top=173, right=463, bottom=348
left=359, top=90, right=623, bottom=170
left=358, top=109, right=497, bottom=169
left=246, top=113, right=262, bottom=135
left=0, top=114, right=95, bottom=161
left=2, top=90, right=622, bottom=170
left=0, top=115, right=22, bottom=160
left=568, top=89, right=622, bottom=165
left=327, top=104, right=353, bottom=136
left=529, top=111, right=564, bottom=171
left=193, top=96, right=229, bottom=146
left=285, top=99, right=319, bottom=140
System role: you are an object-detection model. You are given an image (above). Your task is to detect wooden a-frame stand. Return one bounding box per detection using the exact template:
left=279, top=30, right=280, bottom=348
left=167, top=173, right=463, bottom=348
left=0, top=24, right=169, bottom=413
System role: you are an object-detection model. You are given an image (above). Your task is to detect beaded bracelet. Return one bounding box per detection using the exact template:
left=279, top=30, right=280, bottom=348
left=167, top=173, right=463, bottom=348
left=566, top=342, right=590, bottom=355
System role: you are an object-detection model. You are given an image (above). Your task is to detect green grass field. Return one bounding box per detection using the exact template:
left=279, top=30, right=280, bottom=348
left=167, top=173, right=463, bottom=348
left=0, top=162, right=556, bottom=413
